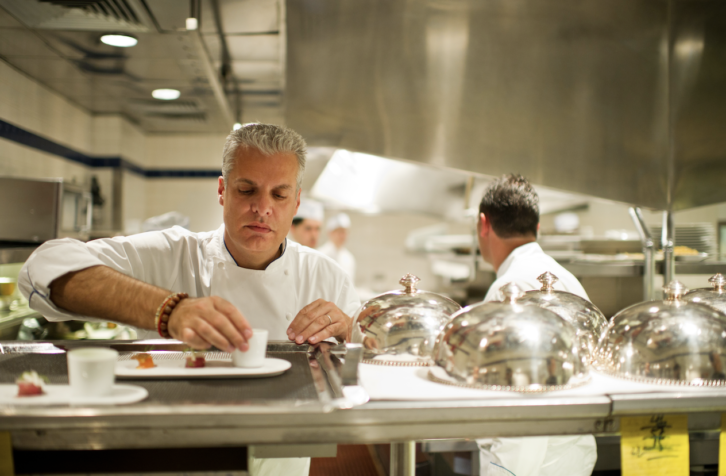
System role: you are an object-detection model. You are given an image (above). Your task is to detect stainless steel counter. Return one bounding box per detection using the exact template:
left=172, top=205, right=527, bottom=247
left=561, top=260, right=726, bottom=277
left=1, top=340, right=725, bottom=453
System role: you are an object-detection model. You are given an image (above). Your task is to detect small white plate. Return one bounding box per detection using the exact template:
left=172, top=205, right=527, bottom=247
left=115, top=356, right=292, bottom=379
left=0, top=384, right=148, bottom=406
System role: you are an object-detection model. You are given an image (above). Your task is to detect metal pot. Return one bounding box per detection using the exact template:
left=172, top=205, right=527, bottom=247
left=429, top=282, right=589, bottom=392
left=517, top=272, right=607, bottom=363
left=597, top=280, right=726, bottom=386
left=354, top=274, right=461, bottom=366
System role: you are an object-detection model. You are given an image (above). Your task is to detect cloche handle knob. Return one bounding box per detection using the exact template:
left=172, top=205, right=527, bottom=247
left=400, top=273, right=420, bottom=294
left=664, top=280, right=688, bottom=302
left=537, top=272, right=559, bottom=293
left=499, top=282, right=524, bottom=303
left=709, top=273, right=725, bottom=292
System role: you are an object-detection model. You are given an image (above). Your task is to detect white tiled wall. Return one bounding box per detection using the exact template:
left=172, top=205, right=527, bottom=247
left=145, top=134, right=227, bottom=169
left=145, top=178, right=223, bottom=233
left=92, top=115, right=146, bottom=165
left=0, top=60, right=92, bottom=154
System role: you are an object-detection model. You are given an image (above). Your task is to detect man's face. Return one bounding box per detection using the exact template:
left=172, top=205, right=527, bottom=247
left=218, top=147, right=300, bottom=260
left=291, top=219, right=321, bottom=248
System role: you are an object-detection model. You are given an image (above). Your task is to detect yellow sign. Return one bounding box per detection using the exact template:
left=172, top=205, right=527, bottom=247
left=719, top=414, right=726, bottom=476
left=621, top=414, right=689, bottom=476
left=0, top=432, right=13, bottom=476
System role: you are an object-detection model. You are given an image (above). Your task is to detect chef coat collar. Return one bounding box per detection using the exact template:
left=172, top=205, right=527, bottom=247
left=496, top=241, right=543, bottom=279
left=218, top=226, right=288, bottom=269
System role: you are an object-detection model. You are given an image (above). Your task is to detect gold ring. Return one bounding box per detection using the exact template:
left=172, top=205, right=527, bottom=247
left=326, top=314, right=333, bottom=325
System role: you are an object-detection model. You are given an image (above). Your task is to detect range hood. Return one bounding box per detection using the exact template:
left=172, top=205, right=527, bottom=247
left=286, top=0, right=726, bottom=212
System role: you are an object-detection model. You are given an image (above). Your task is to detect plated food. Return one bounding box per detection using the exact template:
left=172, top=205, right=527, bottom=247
left=16, top=370, right=48, bottom=397
left=185, top=351, right=206, bottom=368
left=131, top=353, right=156, bottom=369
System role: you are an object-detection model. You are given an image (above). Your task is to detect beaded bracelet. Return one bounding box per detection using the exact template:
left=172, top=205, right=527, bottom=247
left=155, top=292, right=189, bottom=338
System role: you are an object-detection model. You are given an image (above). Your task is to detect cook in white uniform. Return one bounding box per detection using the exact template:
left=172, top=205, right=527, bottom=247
left=19, top=123, right=359, bottom=476
left=318, top=213, right=356, bottom=284
left=289, top=199, right=324, bottom=249
left=475, top=174, right=597, bottom=476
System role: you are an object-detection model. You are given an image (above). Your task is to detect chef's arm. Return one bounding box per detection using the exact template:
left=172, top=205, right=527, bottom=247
left=50, top=266, right=252, bottom=352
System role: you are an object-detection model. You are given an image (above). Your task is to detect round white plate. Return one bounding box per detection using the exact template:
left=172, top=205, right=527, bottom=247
left=115, top=357, right=292, bottom=379
left=0, top=384, right=148, bottom=406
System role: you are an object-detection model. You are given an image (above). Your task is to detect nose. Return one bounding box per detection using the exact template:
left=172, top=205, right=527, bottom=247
left=251, top=193, right=273, bottom=216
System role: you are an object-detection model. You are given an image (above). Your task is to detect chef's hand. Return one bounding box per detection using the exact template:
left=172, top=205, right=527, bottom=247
left=287, top=299, right=351, bottom=345
left=168, top=296, right=253, bottom=352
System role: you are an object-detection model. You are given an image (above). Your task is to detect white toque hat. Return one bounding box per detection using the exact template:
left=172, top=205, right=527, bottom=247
left=326, top=212, right=351, bottom=231
left=295, top=199, right=324, bottom=222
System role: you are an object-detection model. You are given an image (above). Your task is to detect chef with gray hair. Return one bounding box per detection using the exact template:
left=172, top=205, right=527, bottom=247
left=19, top=123, right=360, bottom=476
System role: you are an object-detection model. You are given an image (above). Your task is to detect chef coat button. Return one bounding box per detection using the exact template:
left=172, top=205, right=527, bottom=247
left=284, top=269, right=289, bottom=276
left=286, top=313, right=292, bottom=321
left=218, top=262, right=225, bottom=269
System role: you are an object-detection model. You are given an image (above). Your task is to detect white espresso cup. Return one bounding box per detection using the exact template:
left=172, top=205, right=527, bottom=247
left=67, top=347, right=119, bottom=397
left=232, top=329, right=268, bottom=368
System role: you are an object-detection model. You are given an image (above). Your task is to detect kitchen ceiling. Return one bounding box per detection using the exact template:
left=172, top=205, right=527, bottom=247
left=0, top=0, right=284, bottom=133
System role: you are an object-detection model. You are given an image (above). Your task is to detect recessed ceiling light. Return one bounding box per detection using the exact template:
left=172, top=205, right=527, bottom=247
left=152, top=89, right=181, bottom=100
left=100, top=34, right=138, bottom=48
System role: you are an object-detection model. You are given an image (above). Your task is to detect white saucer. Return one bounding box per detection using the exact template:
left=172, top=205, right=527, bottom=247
left=0, top=384, right=148, bottom=406
left=115, top=356, right=292, bottom=379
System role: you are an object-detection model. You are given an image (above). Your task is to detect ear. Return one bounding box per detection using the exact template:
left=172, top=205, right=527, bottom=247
left=478, top=213, right=490, bottom=238
left=294, top=188, right=301, bottom=214
left=218, top=177, right=225, bottom=206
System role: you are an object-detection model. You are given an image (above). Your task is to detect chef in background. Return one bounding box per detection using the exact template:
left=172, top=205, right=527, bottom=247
left=289, top=199, right=324, bottom=248
left=19, top=123, right=359, bottom=476
left=474, top=174, right=596, bottom=476
left=318, top=212, right=356, bottom=284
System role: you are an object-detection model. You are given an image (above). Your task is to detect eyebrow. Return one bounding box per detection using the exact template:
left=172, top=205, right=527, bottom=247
left=233, top=178, right=294, bottom=190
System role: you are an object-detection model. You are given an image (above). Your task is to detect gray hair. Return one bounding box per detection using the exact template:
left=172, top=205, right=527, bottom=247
left=222, top=123, right=307, bottom=189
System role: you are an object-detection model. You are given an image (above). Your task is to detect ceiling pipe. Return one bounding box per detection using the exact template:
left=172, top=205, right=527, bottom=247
left=209, top=0, right=242, bottom=125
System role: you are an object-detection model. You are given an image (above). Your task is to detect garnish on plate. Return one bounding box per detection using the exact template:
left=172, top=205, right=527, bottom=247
left=16, top=371, right=48, bottom=397
left=131, top=352, right=156, bottom=369
left=185, top=350, right=206, bottom=368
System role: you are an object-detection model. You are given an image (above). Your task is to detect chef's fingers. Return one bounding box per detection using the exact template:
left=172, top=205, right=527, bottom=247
left=292, top=301, right=347, bottom=344
left=308, top=315, right=349, bottom=345
left=212, top=296, right=252, bottom=350
left=287, top=299, right=327, bottom=339
left=181, top=328, right=211, bottom=350
left=192, top=317, right=236, bottom=353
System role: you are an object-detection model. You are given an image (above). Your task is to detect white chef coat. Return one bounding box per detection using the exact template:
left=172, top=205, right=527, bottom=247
left=19, top=224, right=362, bottom=341
left=483, top=242, right=589, bottom=302
left=478, top=241, right=597, bottom=476
left=317, top=241, right=356, bottom=285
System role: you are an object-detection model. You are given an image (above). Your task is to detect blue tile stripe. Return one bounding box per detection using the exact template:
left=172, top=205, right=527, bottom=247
left=0, top=118, right=221, bottom=178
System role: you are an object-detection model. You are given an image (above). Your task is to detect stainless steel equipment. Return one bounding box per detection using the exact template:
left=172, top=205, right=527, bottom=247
left=354, top=274, right=461, bottom=366
left=0, top=177, right=91, bottom=243
left=516, top=272, right=607, bottom=363
left=287, top=0, right=726, bottom=212
left=598, top=281, right=726, bottom=386
left=629, top=207, right=656, bottom=301
left=683, top=274, right=726, bottom=314
left=429, top=283, right=589, bottom=392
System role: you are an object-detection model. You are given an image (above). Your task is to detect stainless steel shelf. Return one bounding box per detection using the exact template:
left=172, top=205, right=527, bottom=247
left=561, top=260, right=726, bottom=277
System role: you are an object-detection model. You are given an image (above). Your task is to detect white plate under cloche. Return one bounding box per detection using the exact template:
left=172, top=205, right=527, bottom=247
left=115, top=356, right=291, bottom=379
left=0, top=384, right=148, bottom=406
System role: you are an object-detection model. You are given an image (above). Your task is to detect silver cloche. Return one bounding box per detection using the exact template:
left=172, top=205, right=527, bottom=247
left=354, top=274, right=461, bottom=366
left=682, top=273, right=726, bottom=315
left=429, top=282, right=589, bottom=392
left=517, top=272, right=608, bottom=363
left=597, top=280, right=726, bottom=386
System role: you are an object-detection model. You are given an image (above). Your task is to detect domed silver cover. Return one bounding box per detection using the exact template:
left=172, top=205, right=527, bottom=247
left=597, top=281, right=726, bottom=386
left=682, top=274, right=726, bottom=315
left=355, top=274, right=461, bottom=366
left=429, top=283, right=589, bottom=393
left=517, top=272, right=608, bottom=363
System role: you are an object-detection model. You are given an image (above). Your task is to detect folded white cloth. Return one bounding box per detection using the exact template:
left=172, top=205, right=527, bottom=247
left=478, top=435, right=597, bottom=476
